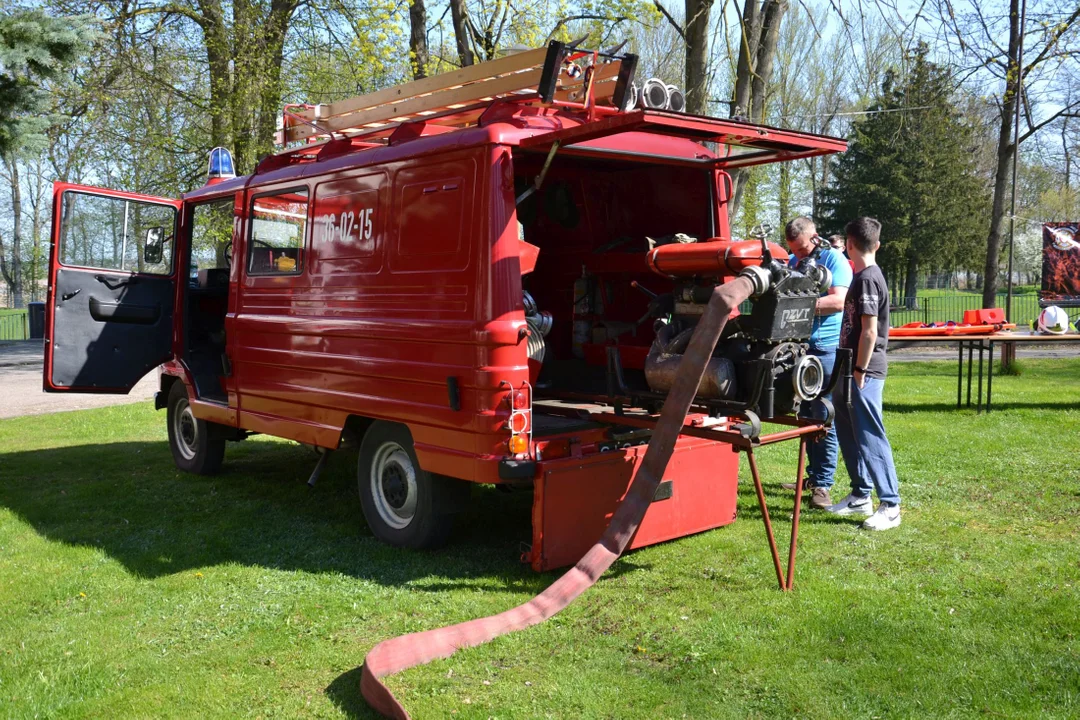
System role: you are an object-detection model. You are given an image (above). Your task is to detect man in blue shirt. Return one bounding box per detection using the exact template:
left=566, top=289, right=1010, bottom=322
left=781, top=216, right=852, bottom=508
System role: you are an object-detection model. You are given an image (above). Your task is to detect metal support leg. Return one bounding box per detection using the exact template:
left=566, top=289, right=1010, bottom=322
left=747, top=439, right=807, bottom=591
left=957, top=341, right=963, bottom=408
left=786, top=438, right=808, bottom=589
left=977, top=342, right=984, bottom=413
left=987, top=341, right=995, bottom=413
left=972, top=343, right=980, bottom=408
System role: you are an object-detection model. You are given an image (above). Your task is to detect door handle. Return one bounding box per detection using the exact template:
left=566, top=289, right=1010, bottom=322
left=95, top=274, right=140, bottom=290
left=61, top=288, right=81, bottom=301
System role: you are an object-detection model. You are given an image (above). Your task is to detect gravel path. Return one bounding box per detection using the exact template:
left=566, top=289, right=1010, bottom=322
left=0, top=341, right=156, bottom=419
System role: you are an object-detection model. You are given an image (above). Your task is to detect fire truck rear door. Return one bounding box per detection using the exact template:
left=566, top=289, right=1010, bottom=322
left=45, top=183, right=182, bottom=393
left=517, top=109, right=848, bottom=169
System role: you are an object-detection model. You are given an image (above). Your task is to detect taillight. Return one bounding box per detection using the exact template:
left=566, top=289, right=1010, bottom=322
left=501, top=380, right=532, bottom=458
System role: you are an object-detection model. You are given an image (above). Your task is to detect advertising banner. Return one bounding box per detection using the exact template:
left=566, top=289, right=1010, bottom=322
left=1041, top=223, right=1080, bottom=306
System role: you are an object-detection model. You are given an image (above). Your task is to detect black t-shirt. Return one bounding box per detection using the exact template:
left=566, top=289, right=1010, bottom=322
left=840, top=265, right=890, bottom=378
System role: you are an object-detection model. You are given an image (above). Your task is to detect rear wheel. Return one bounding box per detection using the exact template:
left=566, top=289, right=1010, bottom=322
left=166, top=381, right=226, bottom=475
left=357, top=421, right=470, bottom=549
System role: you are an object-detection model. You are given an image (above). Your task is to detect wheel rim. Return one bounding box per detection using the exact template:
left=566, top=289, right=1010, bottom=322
left=173, top=398, right=198, bottom=461
left=370, top=442, right=418, bottom=530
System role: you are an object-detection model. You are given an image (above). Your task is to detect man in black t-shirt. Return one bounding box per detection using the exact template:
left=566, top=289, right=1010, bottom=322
left=825, top=217, right=902, bottom=530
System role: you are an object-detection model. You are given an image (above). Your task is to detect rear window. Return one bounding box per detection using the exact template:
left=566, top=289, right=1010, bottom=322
left=248, top=189, right=309, bottom=275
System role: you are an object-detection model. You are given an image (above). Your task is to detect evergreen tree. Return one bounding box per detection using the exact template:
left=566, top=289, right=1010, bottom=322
left=821, top=43, right=990, bottom=303
left=0, top=10, right=94, bottom=155
left=0, top=9, right=94, bottom=307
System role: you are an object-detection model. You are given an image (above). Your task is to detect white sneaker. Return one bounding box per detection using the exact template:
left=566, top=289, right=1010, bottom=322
left=826, top=493, right=874, bottom=517
left=862, top=503, right=901, bottom=531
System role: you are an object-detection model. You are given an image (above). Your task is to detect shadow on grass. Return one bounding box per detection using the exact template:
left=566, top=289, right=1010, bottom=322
left=325, top=667, right=381, bottom=720
left=0, top=439, right=554, bottom=593
left=0, top=439, right=662, bottom=590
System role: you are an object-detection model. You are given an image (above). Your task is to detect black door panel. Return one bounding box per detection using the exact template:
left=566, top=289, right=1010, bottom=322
left=50, top=268, right=174, bottom=391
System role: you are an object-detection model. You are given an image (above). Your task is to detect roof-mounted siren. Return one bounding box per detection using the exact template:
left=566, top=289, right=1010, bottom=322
left=207, top=147, right=236, bottom=185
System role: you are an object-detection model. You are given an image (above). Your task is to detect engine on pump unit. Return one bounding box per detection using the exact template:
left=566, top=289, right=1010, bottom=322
left=642, top=225, right=839, bottom=419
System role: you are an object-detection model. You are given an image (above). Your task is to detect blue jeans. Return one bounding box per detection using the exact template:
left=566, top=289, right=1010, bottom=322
left=804, top=346, right=839, bottom=489
left=832, top=375, right=901, bottom=506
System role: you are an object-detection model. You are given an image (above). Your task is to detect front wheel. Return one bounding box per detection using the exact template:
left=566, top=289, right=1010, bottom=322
left=357, top=421, right=470, bottom=549
left=166, top=382, right=226, bottom=475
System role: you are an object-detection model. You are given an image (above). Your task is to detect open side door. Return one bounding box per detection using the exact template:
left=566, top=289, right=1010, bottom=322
left=517, top=109, right=848, bottom=169
left=45, top=183, right=182, bottom=393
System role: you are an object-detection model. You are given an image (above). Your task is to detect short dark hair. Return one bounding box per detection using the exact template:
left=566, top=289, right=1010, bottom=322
left=785, top=216, right=815, bottom=241
left=845, top=217, right=881, bottom=252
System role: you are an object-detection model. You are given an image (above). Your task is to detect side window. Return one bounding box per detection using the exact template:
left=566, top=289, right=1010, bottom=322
left=59, top=191, right=175, bottom=274
left=248, top=189, right=309, bottom=275
left=189, top=197, right=235, bottom=279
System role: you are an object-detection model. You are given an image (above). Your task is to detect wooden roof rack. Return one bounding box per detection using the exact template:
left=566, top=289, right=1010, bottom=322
left=279, top=40, right=637, bottom=145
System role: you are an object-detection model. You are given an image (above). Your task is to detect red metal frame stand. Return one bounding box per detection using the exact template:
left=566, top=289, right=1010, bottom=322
left=592, top=411, right=820, bottom=591
left=746, top=437, right=807, bottom=591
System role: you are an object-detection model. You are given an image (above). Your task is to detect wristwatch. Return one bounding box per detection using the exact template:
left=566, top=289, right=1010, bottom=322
left=854, top=366, right=869, bottom=373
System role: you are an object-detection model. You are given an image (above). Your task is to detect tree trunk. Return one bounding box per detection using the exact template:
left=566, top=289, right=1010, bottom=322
left=4, top=155, right=23, bottom=309
left=731, top=0, right=763, bottom=121
left=729, top=0, right=788, bottom=217
left=684, top=0, right=714, bottom=114
left=255, top=1, right=298, bottom=161
left=30, top=160, right=44, bottom=303
left=778, top=162, right=791, bottom=224
left=749, top=0, right=785, bottom=120
left=450, top=0, right=474, bottom=67
left=904, top=253, right=918, bottom=308
left=1064, top=117, right=1072, bottom=189
left=408, top=0, right=429, bottom=80
left=200, top=3, right=232, bottom=153
left=982, top=0, right=1021, bottom=310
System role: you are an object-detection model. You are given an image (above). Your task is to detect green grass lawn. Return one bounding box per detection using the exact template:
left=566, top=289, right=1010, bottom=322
left=1, top=361, right=1078, bottom=718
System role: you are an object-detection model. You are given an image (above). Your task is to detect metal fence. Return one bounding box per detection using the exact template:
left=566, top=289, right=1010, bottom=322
left=0, top=310, right=29, bottom=341
left=889, top=294, right=1041, bottom=328
left=737, top=293, right=1043, bottom=329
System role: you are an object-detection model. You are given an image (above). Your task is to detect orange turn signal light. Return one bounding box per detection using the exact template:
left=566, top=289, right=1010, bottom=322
left=508, top=434, right=529, bottom=454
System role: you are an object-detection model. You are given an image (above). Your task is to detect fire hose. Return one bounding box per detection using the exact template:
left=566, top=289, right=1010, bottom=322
left=359, top=274, right=760, bottom=719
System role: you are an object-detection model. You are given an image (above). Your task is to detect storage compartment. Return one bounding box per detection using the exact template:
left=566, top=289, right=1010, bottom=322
left=511, top=152, right=717, bottom=400
left=528, top=435, right=739, bottom=571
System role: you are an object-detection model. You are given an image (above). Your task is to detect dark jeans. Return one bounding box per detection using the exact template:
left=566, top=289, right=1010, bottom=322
left=805, top=346, right=839, bottom=489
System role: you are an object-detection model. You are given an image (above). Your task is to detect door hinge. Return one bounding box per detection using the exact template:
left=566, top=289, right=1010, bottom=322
left=221, top=354, right=233, bottom=377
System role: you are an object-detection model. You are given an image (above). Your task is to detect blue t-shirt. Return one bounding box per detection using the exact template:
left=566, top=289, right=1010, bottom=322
left=788, top=246, right=852, bottom=349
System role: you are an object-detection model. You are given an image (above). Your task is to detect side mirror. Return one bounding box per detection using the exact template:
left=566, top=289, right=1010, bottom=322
left=144, top=227, right=165, bottom=264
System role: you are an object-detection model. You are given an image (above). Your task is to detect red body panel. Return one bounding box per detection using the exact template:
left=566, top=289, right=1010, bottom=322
left=530, top=436, right=740, bottom=571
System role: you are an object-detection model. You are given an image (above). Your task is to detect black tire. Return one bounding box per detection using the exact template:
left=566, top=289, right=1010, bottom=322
left=166, top=381, right=226, bottom=475
left=357, top=421, right=470, bottom=549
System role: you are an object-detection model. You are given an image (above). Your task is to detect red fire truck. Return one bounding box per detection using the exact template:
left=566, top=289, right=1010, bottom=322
left=45, top=42, right=846, bottom=571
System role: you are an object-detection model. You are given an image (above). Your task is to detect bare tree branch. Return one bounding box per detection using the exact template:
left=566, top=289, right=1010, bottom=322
left=653, top=0, right=686, bottom=41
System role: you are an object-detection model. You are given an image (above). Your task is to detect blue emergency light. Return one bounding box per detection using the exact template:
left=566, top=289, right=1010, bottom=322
left=207, top=147, right=236, bottom=181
